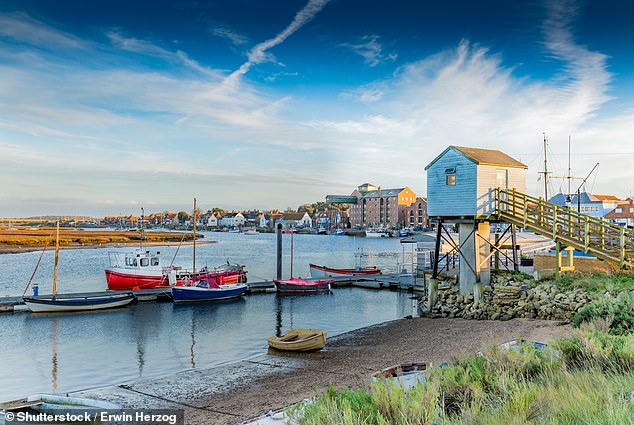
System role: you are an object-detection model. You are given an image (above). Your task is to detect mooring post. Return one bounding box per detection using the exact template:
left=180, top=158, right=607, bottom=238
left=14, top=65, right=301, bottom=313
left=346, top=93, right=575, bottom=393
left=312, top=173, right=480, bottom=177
left=432, top=221, right=442, bottom=279
left=276, top=223, right=283, bottom=280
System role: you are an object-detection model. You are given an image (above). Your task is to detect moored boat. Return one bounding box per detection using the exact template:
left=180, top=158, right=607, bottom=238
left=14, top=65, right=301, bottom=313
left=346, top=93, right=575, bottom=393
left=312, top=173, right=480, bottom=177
left=23, top=293, right=134, bottom=313
left=172, top=280, right=247, bottom=303
left=23, top=221, right=136, bottom=313
left=274, top=277, right=332, bottom=294
left=267, top=328, right=327, bottom=352
left=309, top=263, right=381, bottom=278
left=105, top=249, right=246, bottom=290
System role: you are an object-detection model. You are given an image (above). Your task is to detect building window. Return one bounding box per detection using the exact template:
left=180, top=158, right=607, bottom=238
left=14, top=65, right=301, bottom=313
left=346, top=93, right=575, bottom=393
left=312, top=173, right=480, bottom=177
left=409, top=210, right=414, bottom=225
left=380, top=198, right=384, bottom=223
left=616, top=208, right=622, bottom=213
left=446, top=174, right=456, bottom=186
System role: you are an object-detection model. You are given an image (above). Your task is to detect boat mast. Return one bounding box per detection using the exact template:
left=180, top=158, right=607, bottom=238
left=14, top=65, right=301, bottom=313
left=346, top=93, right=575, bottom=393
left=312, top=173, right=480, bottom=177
left=567, top=135, right=571, bottom=200
left=53, top=220, right=59, bottom=298
left=193, top=197, right=197, bottom=276
left=538, top=133, right=550, bottom=200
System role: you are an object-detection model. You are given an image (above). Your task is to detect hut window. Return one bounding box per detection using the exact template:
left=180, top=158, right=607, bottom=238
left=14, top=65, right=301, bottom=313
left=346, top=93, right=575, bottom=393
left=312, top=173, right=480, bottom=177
left=446, top=174, right=456, bottom=186
left=140, top=258, right=149, bottom=267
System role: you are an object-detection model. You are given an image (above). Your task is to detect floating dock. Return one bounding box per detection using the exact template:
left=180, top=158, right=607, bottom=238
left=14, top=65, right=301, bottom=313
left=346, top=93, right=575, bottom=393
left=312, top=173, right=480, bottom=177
left=0, top=274, right=409, bottom=313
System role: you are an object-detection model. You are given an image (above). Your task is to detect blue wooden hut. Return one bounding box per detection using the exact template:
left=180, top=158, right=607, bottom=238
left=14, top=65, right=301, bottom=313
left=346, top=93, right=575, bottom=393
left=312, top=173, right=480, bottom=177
left=425, top=146, right=527, bottom=219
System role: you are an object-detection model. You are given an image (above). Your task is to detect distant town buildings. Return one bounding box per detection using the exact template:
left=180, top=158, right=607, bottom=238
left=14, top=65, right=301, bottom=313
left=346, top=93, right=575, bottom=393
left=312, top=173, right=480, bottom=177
left=548, top=193, right=621, bottom=218
left=604, top=198, right=634, bottom=228
left=347, top=183, right=419, bottom=228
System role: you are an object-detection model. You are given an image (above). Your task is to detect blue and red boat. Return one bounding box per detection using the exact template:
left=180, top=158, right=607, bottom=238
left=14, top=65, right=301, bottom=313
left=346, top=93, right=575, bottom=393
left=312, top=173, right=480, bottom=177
left=172, top=280, right=247, bottom=303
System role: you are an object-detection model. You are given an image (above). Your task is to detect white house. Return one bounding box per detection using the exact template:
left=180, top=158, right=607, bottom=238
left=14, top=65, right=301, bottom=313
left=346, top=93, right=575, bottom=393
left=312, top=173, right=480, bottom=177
left=604, top=198, right=634, bottom=228
left=220, top=212, right=245, bottom=227
left=206, top=213, right=218, bottom=228
left=279, top=212, right=312, bottom=229
left=425, top=146, right=527, bottom=218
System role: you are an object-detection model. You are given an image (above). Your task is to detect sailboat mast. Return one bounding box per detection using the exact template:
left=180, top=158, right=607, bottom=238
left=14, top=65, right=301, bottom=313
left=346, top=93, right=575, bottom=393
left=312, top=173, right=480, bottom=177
left=541, top=133, right=549, bottom=200
left=193, top=197, right=197, bottom=276
left=53, top=220, right=59, bottom=297
left=568, top=135, right=571, bottom=199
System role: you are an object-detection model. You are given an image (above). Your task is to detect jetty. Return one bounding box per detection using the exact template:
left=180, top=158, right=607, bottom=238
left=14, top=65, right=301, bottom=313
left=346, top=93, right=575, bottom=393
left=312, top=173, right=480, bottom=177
left=0, top=274, right=410, bottom=313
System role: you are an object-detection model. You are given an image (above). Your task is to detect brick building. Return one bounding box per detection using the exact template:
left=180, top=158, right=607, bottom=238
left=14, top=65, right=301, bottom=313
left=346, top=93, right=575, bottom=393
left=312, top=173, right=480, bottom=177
left=348, top=183, right=417, bottom=228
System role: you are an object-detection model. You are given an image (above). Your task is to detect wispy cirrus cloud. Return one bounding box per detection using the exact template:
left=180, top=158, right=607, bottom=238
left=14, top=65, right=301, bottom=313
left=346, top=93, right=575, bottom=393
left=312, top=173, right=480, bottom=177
left=210, top=24, right=249, bottom=46
left=0, top=12, right=86, bottom=50
left=341, top=35, right=397, bottom=67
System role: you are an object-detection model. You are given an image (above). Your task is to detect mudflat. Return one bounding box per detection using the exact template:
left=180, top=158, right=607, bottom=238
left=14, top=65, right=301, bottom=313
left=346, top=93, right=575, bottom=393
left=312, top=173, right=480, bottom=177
left=0, top=227, right=200, bottom=254
left=74, top=316, right=571, bottom=424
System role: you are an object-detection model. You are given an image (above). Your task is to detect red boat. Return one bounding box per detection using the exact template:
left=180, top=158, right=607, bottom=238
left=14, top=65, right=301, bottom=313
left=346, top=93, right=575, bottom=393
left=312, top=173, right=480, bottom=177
left=309, top=263, right=381, bottom=278
left=105, top=249, right=246, bottom=290
left=274, top=277, right=333, bottom=294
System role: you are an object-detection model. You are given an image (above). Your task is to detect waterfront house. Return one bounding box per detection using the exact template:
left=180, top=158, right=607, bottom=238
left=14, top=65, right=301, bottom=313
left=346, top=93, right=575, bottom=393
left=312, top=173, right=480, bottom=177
left=220, top=212, right=245, bottom=227
left=206, top=213, right=219, bottom=228
left=549, top=192, right=621, bottom=218
left=425, top=146, right=527, bottom=218
left=348, top=183, right=417, bottom=228
left=279, top=212, right=312, bottom=229
left=604, top=198, right=634, bottom=228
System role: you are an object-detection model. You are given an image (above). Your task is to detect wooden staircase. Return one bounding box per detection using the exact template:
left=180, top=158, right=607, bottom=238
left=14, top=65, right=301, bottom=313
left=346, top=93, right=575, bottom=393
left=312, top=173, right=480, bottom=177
left=495, top=188, right=634, bottom=269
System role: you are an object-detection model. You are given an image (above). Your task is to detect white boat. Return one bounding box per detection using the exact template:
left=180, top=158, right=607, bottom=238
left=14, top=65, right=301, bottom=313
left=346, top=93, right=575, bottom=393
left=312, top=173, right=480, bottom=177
left=365, top=228, right=391, bottom=238
left=22, top=222, right=135, bottom=313
left=243, top=229, right=258, bottom=235
left=23, top=293, right=134, bottom=313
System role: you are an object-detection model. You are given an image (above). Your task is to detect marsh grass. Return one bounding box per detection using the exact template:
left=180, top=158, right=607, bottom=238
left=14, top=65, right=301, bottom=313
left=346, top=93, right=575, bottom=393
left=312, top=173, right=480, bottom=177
left=295, top=327, right=634, bottom=424
left=0, top=228, right=193, bottom=247
left=548, top=272, right=634, bottom=295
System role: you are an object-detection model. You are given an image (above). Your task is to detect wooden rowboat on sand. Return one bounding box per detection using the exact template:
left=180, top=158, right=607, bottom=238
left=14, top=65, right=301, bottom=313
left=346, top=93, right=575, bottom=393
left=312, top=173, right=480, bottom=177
left=267, top=329, right=327, bottom=352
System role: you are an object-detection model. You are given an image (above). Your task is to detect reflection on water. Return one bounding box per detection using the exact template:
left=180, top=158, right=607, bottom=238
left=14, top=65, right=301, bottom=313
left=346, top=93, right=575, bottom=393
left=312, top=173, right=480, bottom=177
left=0, top=233, right=414, bottom=402
left=51, top=317, right=58, bottom=391
left=0, top=289, right=410, bottom=402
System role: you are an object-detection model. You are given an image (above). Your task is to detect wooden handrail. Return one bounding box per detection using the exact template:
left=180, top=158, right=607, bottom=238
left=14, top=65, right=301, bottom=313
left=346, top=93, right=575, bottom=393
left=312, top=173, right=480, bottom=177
left=495, top=188, right=633, bottom=268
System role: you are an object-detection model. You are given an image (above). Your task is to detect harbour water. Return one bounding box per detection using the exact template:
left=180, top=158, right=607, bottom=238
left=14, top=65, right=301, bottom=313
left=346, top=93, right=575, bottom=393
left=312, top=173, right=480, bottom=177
left=0, top=232, right=416, bottom=402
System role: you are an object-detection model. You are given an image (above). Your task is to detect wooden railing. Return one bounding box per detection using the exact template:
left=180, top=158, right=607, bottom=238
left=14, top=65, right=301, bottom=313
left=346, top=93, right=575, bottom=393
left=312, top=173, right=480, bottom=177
left=495, top=188, right=634, bottom=268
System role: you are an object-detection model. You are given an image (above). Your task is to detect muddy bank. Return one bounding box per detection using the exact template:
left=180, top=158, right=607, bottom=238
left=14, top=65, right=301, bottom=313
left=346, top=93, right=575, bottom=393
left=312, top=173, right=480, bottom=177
left=73, top=317, right=571, bottom=424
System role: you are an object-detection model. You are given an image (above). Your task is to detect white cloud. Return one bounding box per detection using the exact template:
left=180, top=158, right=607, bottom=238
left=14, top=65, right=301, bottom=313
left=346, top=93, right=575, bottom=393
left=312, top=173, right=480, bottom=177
left=225, top=0, right=330, bottom=85
left=0, top=12, right=86, bottom=50
left=211, top=24, right=249, bottom=46
left=341, top=35, right=397, bottom=67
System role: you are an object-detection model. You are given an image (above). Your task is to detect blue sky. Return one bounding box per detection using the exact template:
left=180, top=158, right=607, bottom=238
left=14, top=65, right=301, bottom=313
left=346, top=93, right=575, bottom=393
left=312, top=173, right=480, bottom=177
left=1, top=0, right=633, bottom=216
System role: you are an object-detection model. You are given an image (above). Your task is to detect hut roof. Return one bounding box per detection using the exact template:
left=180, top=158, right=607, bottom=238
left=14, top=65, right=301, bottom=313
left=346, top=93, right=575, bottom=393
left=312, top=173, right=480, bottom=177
left=425, top=146, right=528, bottom=170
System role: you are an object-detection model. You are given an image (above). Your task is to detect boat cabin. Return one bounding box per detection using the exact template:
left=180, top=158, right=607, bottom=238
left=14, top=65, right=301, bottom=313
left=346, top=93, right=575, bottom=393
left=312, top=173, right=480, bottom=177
left=109, top=249, right=163, bottom=271
left=425, top=146, right=527, bottom=219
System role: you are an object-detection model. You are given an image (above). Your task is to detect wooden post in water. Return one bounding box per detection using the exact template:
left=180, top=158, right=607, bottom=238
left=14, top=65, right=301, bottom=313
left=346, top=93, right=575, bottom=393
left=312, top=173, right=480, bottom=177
left=193, top=198, right=197, bottom=276
left=276, top=223, right=283, bottom=280
left=53, top=220, right=59, bottom=298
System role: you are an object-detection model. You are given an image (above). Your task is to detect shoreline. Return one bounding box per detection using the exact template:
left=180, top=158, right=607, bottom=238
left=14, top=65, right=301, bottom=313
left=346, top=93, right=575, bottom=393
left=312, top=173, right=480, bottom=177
left=73, top=316, right=572, bottom=425
left=0, top=240, right=216, bottom=255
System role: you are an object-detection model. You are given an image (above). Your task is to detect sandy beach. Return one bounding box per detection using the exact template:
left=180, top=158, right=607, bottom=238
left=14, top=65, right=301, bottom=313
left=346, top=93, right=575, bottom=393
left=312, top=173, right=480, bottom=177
left=74, top=316, right=571, bottom=425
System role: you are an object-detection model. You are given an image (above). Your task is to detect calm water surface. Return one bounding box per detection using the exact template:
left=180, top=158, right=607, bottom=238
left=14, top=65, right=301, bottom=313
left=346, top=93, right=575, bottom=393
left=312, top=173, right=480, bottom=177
left=0, top=232, right=416, bottom=402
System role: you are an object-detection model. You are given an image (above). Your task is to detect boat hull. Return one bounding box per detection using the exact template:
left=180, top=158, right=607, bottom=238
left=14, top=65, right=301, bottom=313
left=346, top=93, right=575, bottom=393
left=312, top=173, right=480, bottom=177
left=105, top=269, right=169, bottom=290
left=23, top=293, right=135, bottom=313
left=309, top=264, right=381, bottom=278
left=105, top=268, right=246, bottom=290
left=172, top=284, right=247, bottom=302
left=274, top=278, right=332, bottom=294
left=268, top=329, right=327, bottom=352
